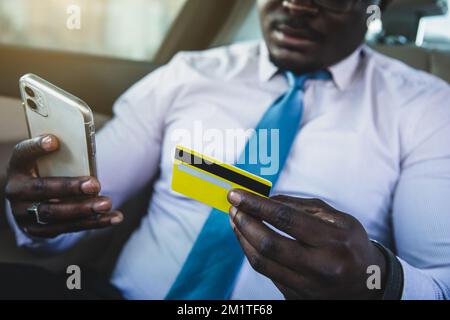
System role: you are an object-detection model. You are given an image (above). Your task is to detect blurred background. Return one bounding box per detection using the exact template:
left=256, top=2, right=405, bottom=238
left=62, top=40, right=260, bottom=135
left=0, top=0, right=449, bottom=61
left=0, top=0, right=449, bottom=279
left=0, top=0, right=449, bottom=116
left=1, top=0, right=450, bottom=60
left=0, top=0, right=186, bottom=61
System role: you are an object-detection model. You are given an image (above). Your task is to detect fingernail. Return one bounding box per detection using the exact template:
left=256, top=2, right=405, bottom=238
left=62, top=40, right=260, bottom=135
left=93, top=200, right=110, bottom=213
left=81, top=179, right=100, bottom=195
left=228, top=191, right=242, bottom=206
left=110, top=214, right=123, bottom=225
left=229, top=206, right=238, bottom=219
left=41, top=136, right=55, bottom=151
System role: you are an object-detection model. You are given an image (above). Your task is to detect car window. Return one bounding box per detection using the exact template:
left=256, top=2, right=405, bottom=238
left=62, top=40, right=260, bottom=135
left=417, top=0, right=450, bottom=49
left=230, top=5, right=261, bottom=43
left=0, top=0, right=186, bottom=61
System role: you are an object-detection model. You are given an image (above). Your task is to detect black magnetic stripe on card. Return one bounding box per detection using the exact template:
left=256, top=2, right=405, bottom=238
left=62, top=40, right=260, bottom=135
left=175, top=148, right=271, bottom=197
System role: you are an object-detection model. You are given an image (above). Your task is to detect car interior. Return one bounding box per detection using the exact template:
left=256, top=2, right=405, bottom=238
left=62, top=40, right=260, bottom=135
left=0, top=0, right=449, bottom=279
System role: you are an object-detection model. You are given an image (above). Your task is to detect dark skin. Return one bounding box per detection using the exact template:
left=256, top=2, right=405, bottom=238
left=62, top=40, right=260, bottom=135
left=228, top=190, right=386, bottom=299
left=227, top=0, right=393, bottom=299
left=5, top=0, right=390, bottom=298
left=5, top=135, right=123, bottom=238
left=259, top=0, right=383, bottom=73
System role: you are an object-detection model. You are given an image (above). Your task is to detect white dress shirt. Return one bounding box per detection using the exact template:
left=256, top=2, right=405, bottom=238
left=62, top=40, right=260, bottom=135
left=8, top=41, right=450, bottom=300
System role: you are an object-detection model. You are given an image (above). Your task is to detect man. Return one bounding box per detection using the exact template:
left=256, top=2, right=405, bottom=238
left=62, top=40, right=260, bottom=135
left=3, top=0, right=450, bottom=299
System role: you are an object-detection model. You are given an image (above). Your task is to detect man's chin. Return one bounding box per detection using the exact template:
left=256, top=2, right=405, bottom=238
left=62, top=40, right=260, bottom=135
left=269, top=46, right=324, bottom=74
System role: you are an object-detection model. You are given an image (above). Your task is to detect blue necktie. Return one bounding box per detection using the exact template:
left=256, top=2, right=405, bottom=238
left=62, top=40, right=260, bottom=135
left=165, top=70, right=331, bottom=300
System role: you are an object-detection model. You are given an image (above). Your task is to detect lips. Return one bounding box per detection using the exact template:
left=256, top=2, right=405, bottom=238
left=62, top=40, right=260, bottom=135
left=277, top=23, right=318, bottom=41
left=271, top=19, right=324, bottom=48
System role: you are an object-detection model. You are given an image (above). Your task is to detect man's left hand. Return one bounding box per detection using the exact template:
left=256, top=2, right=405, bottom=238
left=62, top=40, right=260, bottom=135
left=227, top=189, right=387, bottom=300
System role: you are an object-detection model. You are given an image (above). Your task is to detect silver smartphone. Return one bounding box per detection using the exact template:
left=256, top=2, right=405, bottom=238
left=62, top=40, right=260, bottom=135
left=19, top=73, right=97, bottom=178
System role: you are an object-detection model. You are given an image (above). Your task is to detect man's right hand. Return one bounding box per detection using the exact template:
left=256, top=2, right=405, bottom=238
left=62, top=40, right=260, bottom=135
left=5, top=135, right=123, bottom=238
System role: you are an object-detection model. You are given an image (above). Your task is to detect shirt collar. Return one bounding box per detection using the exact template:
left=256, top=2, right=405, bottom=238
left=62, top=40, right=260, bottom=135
left=258, top=42, right=279, bottom=82
left=328, top=46, right=363, bottom=91
left=258, top=41, right=363, bottom=91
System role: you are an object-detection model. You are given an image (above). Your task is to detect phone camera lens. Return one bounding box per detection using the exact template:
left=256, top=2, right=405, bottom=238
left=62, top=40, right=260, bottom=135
left=27, top=99, right=38, bottom=110
left=24, top=86, right=35, bottom=97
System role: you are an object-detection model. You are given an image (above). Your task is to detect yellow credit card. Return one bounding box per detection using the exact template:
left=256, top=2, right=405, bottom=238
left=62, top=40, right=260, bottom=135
left=171, top=145, right=272, bottom=213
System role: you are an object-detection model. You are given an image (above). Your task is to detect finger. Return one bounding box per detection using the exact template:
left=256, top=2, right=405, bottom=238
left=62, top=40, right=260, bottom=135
left=8, top=135, right=59, bottom=174
left=271, top=195, right=346, bottom=225
left=5, top=176, right=100, bottom=201
left=270, top=194, right=313, bottom=210
left=229, top=206, right=314, bottom=272
left=26, top=211, right=123, bottom=238
left=273, top=282, right=305, bottom=300
left=230, top=221, right=317, bottom=299
left=228, top=189, right=335, bottom=242
left=15, top=197, right=112, bottom=224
